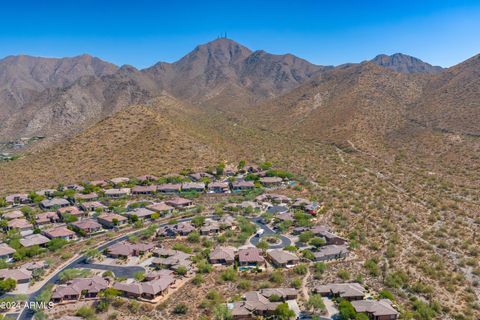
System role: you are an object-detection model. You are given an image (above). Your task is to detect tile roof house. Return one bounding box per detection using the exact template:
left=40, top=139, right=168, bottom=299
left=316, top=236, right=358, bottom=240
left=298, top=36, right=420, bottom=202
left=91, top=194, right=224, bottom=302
left=231, top=181, right=255, bottom=192
left=267, top=250, right=300, bottom=268
left=74, top=192, right=99, bottom=201
left=2, top=210, right=24, bottom=220
left=200, top=219, right=220, bottom=235
left=89, top=180, right=108, bottom=187
left=5, top=194, right=30, bottom=205
left=51, top=276, right=109, bottom=303
left=313, top=283, right=365, bottom=301
left=137, top=175, right=159, bottom=182
left=104, top=188, right=131, bottom=198
left=238, top=247, right=265, bottom=267
left=97, top=213, right=128, bottom=228
left=189, top=172, right=214, bottom=181
left=43, top=226, right=76, bottom=240
left=20, top=234, right=50, bottom=247
left=313, top=245, right=349, bottom=262
left=35, top=211, right=60, bottom=225
left=208, top=181, right=231, bottom=193
left=40, top=198, right=70, bottom=210
left=181, top=182, right=206, bottom=192
left=71, top=219, right=102, bottom=236
left=0, top=243, right=16, bottom=262
left=144, top=269, right=174, bottom=281
left=35, top=189, right=56, bottom=197
left=259, top=177, right=283, bottom=187
left=209, top=246, right=237, bottom=265
left=151, top=250, right=192, bottom=271
left=7, top=218, right=33, bottom=231
left=113, top=275, right=175, bottom=300
left=228, top=288, right=298, bottom=319
left=156, top=183, right=182, bottom=193
left=351, top=299, right=399, bottom=320
left=146, top=202, right=174, bottom=215
left=106, top=242, right=155, bottom=258
left=127, top=207, right=155, bottom=220
left=310, top=226, right=348, bottom=245
left=57, top=206, right=84, bottom=219
left=0, top=268, right=32, bottom=283
left=109, top=177, right=130, bottom=185
left=156, top=221, right=195, bottom=237
left=131, top=185, right=157, bottom=195
left=165, top=197, right=193, bottom=209
left=80, top=201, right=106, bottom=212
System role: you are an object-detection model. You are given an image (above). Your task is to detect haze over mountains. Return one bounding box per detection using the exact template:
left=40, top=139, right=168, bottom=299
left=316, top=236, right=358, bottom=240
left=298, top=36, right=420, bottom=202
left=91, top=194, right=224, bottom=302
left=0, top=38, right=457, bottom=142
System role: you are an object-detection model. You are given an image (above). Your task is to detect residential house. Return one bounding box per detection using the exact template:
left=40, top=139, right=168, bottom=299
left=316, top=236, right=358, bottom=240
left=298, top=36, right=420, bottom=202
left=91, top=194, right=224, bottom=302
left=181, top=182, right=205, bottom=192
left=189, top=172, right=214, bottom=181
left=311, top=226, right=348, bottom=245
left=71, top=219, right=102, bottom=236
left=267, top=250, right=300, bottom=268
left=80, top=201, right=106, bottom=212
left=165, top=197, right=193, bottom=209
left=20, top=234, right=50, bottom=248
left=146, top=202, right=174, bottom=216
left=157, top=221, right=195, bottom=237
left=313, top=283, right=365, bottom=301
left=65, top=184, right=85, bottom=192
left=97, top=213, right=128, bottom=228
left=74, top=193, right=99, bottom=201
left=57, top=206, right=85, bottom=220
left=35, top=212, right=60, bottom=225
left=113, top=275, right=175, bottom=300
left=5, top=194, right=30, bottom=205
left=127, top=207, right=155, bottom=220
left=0, top=268, right=32, bottom=284
left=151, top=250, right=192, bottom=271
left=89, top=180, right=108, bottom=187
left=228, top=288, right=298, bottom=320
left=144, top=269, right=174, bottom=281
left=137, top=175, right=159, bottom=183
left=104, top=188, right=131, bottom=198
left=156, top=183, right=182, bottom=193
left=7, top=218, right=33, bottom=231
left=207, top=181, right=230, bottom=193
left=106, top=242, right=154, bottom=259
left=313, top=245, right=349, bottom=262
left=40, top=198, right=70, bottom=210
left=131, top=185, right=157, bottom=195
left=269, top=194, right=291, bottom=204
left=209, top=246, right=237, bottom=265
left=200, top=219, right=220, bottom=235
left=43, top=226, right=76, bottom=240
left=231, top=181, right=255, bottom=192
left=2, top=210, right=24, bottom=220
left=351, top=299, right=399, bottom=320
left=109, top=177, right=130, bottom=185
left=51, top=277, right=109, bottom=303
left=0, top=243, right=16, bottom=262
left=35, top=189, right=56, bottom=198
left=238, top=247, right=265, bottom=268
left=259, top=177, right=283, bottom=187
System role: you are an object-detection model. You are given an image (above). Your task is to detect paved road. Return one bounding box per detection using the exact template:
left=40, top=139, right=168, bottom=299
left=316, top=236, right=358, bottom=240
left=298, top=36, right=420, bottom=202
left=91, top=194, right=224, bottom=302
left=249, top=218, right=291, bottom=249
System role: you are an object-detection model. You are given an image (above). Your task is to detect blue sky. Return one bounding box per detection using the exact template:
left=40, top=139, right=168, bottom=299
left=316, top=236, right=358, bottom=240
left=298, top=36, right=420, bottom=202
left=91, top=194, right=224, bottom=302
left=1, top=0, right=479, bottom=68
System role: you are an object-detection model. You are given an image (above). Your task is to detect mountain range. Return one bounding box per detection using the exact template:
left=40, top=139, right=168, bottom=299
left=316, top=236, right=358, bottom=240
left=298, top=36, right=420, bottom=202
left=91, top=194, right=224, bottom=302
left=0, top=38, right=453, bottom=143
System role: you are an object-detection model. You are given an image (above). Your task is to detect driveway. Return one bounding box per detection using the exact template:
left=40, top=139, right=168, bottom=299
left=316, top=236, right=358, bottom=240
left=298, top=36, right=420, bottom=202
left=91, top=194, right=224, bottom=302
left=249, top=218, right=291, bottom=249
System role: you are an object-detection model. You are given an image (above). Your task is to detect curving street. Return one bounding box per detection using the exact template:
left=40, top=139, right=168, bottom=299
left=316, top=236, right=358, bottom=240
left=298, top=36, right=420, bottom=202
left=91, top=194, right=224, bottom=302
left=249, top=217, right=291, bottom=249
